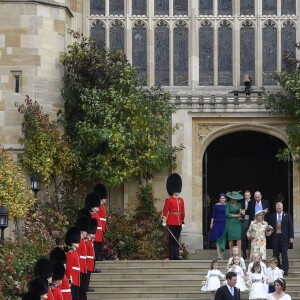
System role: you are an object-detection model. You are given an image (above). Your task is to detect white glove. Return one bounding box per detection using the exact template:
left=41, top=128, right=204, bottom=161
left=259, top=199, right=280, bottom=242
left=162, top=223, right=167, bottom=227
left=182, top=224, right=186, bottom=227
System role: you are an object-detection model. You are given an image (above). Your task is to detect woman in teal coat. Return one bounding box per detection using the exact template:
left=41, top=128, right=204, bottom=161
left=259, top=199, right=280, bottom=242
left=217, top=191, right=244, bottom=255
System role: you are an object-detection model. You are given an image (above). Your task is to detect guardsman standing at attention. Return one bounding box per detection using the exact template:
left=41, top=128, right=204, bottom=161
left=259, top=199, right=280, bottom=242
left=162, top=173, right=185, bottom=260
left=94, top=183, right=108, bottom=260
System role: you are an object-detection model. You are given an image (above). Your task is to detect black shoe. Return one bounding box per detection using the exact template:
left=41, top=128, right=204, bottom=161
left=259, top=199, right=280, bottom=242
left=93, top=268, right=102, bottom=273
left=87, top=288, right=95, bottom=292
left=284, top=272, right=288, bottom=276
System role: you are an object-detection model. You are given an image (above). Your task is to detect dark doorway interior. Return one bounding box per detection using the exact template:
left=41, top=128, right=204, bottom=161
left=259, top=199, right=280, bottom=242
left=202, top=131, right=293, bottom=248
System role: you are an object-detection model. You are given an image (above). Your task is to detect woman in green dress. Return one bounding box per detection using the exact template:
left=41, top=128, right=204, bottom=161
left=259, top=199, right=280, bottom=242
left=217, top=191, right=244, bottom=255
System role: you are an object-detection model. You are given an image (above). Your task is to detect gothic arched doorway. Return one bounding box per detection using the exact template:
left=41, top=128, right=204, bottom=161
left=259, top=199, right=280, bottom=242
left=202, top=130, right=293, bottom=248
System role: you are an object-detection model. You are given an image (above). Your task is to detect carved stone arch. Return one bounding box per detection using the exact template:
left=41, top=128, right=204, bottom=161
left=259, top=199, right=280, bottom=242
left=198, top=123, right=288, bottom=160
left=109, top=19, right=125, bottom=29
left=90, top=19, right=106, bottom=30
left=240, top=19, right=256, bottom=30
left=199, top=19, right=215, bottom=30
left=174, top=20, right=189, bottom=30
left=154, top=19, right=170, bottom=29
left=217, top=19, right=233, bottom=29
left=262, top=19, right=278, bottom=29
left=282, top=19, right=296, bottom=29
left=132, top=19, right=147, bottom=28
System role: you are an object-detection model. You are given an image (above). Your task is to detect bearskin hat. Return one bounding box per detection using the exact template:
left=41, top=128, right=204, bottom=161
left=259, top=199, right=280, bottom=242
left=166, top=173, right=182, bottom=196
left=85, top=192, right=100, bottom=210
left=75, top=215, right=90, bottom=232
left=65, top=226, right=81, bottom=246
left=22, top=290, right=41, bottom=300
left=52, top=261, right=65, bottom=281
left=33, top=258, right=54, bottom=279
left=77, top=207, right=91, bottom=219
left=88, top=218, right=98, bottom=235
left=94, top=183, right=107, bottom=199
left=49, top=247, right=66, bottom=264
left=28, top=275, right=48, bottom=296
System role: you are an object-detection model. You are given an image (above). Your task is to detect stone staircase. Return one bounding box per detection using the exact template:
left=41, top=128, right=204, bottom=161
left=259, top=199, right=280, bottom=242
left=88, top=250, right=300, bottom=300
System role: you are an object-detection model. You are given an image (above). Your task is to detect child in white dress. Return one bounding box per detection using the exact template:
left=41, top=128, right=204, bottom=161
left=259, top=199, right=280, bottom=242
left=227, top=246, right=247, bottom=273
left=266, top=257, right=284, bottom=293
left=248, top=261, right=268, bottom=300
left=247, top=252, right=267, bottom=276
left=228, top=256, right=248, bottom=291
left=201, top=259, right=225, bottom=300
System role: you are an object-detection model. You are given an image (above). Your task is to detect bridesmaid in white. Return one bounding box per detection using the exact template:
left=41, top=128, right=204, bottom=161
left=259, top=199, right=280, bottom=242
left=267, top=278, right=291, bottom=300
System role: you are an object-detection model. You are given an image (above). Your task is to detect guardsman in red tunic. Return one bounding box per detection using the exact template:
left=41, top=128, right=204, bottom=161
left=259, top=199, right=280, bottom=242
left=86, top=191, right=103, bottom=261
left=75, top=215, right=90, bottom=300
left=33, top=258, right=54, bottom=300
left=162, top=173, right=185, bottom=260
left=65, top=226, right=81, bottom=300
left=49, top=247, right=71, bottom=300
left=50, top=261, right=65, bottom=300
left=28, top=275, right=49, bottom=300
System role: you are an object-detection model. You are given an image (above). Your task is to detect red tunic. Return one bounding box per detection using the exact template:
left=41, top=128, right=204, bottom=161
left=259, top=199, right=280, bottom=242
left=91, top=212, right=103, bottom=242
left=98, top=204, right=108, bottom=232
left=58, top=275, right=71, bottom=300
left=65, top=249, right=80, bottom=287
left=86, top=239, right=95, bottom=272
left=51, top=286, right=63, bottom=300
left=77, top=238, right=87, bottom=274
left=163, top=196, right=185, bottom=226
left=47, top=288, right=54, bottom=300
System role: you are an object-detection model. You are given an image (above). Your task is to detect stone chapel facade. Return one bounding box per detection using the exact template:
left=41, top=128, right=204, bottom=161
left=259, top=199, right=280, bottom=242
left=0, top=0, right=300, bottom=250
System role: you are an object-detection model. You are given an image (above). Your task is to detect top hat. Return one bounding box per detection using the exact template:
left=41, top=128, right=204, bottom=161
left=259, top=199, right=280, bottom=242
left=226, top=191, right=244, bottom=200
left=49, top=247, right=66, bottom=264
left=65, top=226, right=81, bottom=246
left=28, top=275, right=48, bottom=296
left=33, top=258, right=54, bottom=279
left=22, top=290, right=41, bottom=300
left=85, top=192, right=100, bottom=210
left=166, top=173, right=182, bottom=196
left=94, top=183, right=107, bottom=199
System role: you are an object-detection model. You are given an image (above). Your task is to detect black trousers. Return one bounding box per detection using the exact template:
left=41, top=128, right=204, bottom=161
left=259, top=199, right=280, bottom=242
left=168, top=225, right=182, bottom=260
left=79, top=272, right=87, bottom=300
left=241, top=219, right=250, bottom=258
left=71, top=285, right=79, bottom=300
left=85, top=271, right=91, bottom=294
left=94, top=241, right=104, bottom=260
left=272, top=233, right=289, bottom=274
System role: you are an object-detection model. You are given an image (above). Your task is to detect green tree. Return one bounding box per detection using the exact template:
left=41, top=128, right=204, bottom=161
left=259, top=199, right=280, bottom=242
left=264, top=44, right=300, bottom=162
left=60, top=31, right=182, bottom=187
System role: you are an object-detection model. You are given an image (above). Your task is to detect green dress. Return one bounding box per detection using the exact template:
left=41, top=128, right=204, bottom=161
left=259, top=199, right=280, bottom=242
left=217, top=202, right=243, bottom=252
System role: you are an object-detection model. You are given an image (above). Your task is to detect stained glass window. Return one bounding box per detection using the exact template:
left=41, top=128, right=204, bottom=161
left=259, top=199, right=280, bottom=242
left=132, top=21, right=147, bottom=79
left=90, top=21, right=106, bottom=50
left=218, top=21, right=232, bottom=85
left=218, top=0, right=232, bottom=15
left=174, top=0, right=188, bottom=16
left=90, top=0, right=105, bottom=15
left=110, top=0, right=124, bottom=15
left=199, top=21, right=214, bottom=85
left=281, top=0, right=296, bottom=15
left=154, top=0, right=169, bottom=15
left=263, top=21, right=277, bottom=85
left=155, top=21, right=169, bottom=85
left=240, top=0, right=254, bottom=15
left=240, top=21, right=255, bottom=85
left=132, top=0, right=147, bottom=15
left=281, top=21, right=296, bottom=70
left=262, top=0, right=277, bottom=15
left=174, top=21, right=188, bottom=86
left=199, top=0, right=213, bottom=15
left=109, top=20, right=124, bottom=52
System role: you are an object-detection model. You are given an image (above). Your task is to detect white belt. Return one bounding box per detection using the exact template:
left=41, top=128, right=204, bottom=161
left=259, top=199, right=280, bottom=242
left=61, top=289, right=71, bottom=293
left=86, top=255, right=94, bottom=259
left=100, top=218, right=106, bottom=221
left=97, top=227, right=102, bottom=229
left=72, top=267, right=80, bottom=271
left=79, top=256, right=86, bottom=259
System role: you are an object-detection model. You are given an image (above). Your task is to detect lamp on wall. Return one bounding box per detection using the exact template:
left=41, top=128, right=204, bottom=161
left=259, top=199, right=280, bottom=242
left=31, top=172, right=40, bottom=199
left=0, top=206, right=9, bottom=245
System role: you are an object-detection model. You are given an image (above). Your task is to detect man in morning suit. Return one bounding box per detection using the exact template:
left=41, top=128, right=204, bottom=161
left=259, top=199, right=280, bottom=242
left=245, top=191, right=269, bottom=222
left=269, top=202, right=294, bottom=276
left=214, top=271, right=240, bottom=300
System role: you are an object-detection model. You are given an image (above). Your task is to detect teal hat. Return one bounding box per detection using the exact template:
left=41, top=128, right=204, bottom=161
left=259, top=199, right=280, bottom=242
left=226, top=191, right=244, bottom=200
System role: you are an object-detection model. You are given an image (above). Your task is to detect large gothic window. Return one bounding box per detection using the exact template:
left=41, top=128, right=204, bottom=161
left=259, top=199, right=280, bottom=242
left=281, top=21, right=296, bottom=70
left=240, top=0, right=254, bottom=15
left=262, top=0, right=277, bottom=15
left=155, top=21, right=169, bottom=85
left=218, top=0, right=232, bottom=15
left=199, top=21, right=214, bottom=86
left=109, top=20, right=124, bottom=52
left=90, top=21, right=106, bottom=50
left=263, top=21, right=277, bottom=85
left=132, top=21, right=147, bottom=79
left=132, top=0, right=147, bottom=15
left=90, top=0, right=105, bottom=15
left=281, top=0, right=296, bottom=15
left=174, top=21, right=188, bottom=86
left=218, top=21, right=232, bottom=85
left=173, top=0, right=188, bottom=16
left=240, top=21, right=255, bottom=85
left=199, top=0, right=213, bottom=15
left=155, top=0, right=169, bottom=15
left=110, top=0, right=124, bottom=15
